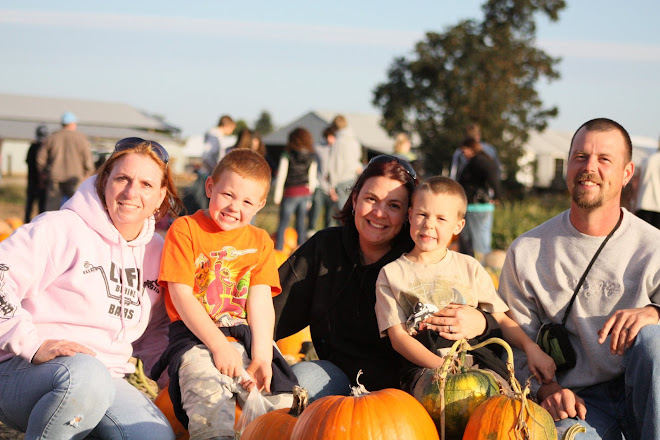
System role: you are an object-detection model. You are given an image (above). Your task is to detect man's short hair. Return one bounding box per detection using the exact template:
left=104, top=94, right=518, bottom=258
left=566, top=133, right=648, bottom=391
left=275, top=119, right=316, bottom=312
left=413, top=176, right=468, bottom=219
left=217, top=115, right=235, bottom=128
left=322, top=125, right=337, bottom=140
left=332, top=115, right=348, bottom=130
left=570, top=118, right=633, bottom=162
left=211, top=149, right=271, bottom=200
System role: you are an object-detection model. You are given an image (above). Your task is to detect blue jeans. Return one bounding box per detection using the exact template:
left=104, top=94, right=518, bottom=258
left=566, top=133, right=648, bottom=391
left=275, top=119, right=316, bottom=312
left=0, top=354, right=174, bottom=440
left=464, top=210, right=493, bottom=256
left=308, top=188, right=335, bottom=230
left=554, top=325, right=660, bottom=439
left=275, top=195, right=310, bottom=251
left=290, top=360, right=351, bottom=403
left=335, top=180, right=353, bottom=212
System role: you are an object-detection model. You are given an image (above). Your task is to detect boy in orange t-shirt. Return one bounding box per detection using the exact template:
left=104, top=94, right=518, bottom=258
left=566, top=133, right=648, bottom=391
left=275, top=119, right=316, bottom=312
left=158, top=149, right=295, bottom=438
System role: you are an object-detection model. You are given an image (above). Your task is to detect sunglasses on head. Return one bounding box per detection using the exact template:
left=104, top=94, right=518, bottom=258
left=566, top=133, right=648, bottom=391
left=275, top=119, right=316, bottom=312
left=112, top=137, right=169, bottom=165
left=367, top=154, right=418, bottom=183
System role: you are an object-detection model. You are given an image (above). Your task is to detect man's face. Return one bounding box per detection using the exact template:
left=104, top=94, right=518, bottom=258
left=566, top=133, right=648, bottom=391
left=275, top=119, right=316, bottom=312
left=566, top=127, right=633, bottom=211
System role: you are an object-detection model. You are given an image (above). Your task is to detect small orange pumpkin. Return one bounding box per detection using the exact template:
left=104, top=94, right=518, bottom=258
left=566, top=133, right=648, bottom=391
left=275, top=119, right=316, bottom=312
left=276, top=326, right=312, bottom=364
left=240, top=385, right=308, bottom=440
left=463, top=393, right=556, bottom=440
left=290, top=371, right=439, bottom=440
left=461, top=337, right=560, bottom=440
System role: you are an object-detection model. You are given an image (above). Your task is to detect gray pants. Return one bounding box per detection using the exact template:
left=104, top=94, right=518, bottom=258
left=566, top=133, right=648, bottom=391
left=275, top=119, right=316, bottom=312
left=179, top=344, right=293, bottom=440
left=45, top=177, right=80, bottom=211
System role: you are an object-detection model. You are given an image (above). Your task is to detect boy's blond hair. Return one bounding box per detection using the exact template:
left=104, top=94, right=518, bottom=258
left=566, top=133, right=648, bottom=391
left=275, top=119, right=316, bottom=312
left=210, top=149, right=272, bottom=200
left=413, top=176, right=468, bottom=219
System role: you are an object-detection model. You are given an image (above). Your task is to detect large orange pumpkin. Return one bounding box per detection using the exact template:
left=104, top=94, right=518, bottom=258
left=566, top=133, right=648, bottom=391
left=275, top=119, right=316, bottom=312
left=276, top=326, right=312, bottom=364
left=240, top=385, right=308, bottom=440
left=290, top=371, right=439, bottom=440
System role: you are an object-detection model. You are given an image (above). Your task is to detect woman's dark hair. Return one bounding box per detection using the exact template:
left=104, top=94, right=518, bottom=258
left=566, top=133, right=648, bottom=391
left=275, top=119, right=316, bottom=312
left=287, top=127, right=314, bottom=153
left=232, top=128, right=254, bottom=150
left=335, top=156, right=418, bottom=225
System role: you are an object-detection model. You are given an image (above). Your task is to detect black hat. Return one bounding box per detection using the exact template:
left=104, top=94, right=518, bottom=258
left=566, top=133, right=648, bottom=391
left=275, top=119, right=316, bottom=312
left=36, top=125, right=49, bottom=140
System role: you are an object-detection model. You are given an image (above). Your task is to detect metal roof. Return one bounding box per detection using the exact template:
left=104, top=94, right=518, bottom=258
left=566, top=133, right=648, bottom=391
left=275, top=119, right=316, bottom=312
left=0, top=93, right=180, bottom=141
left=262, top=110, right=396, bottom=154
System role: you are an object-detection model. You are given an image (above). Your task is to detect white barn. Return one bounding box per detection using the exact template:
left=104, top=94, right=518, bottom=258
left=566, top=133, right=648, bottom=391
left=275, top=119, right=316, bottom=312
left=0, top=93, right=186, bottom=176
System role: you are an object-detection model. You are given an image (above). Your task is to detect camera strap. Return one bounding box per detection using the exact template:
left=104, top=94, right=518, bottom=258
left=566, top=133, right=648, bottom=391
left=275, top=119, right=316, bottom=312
left=560, top=210, right=623, bottom=326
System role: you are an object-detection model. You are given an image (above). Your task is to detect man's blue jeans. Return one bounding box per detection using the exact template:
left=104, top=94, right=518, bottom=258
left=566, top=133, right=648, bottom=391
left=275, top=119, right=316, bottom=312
left=276, top=195, right=310, bottom=251
left=308, top=188, right=335, bottom=231
left=464, top=209, right=493, bottom=257
left=0, top=353, right=174, bottom=439
left=554, top=325, right=660, bottom=439
left=290, top=360, right=351, bottom=403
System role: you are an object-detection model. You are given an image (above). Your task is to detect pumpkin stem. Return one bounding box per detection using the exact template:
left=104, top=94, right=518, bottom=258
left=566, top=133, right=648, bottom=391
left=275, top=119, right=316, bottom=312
left=288, top=385, right=309, bottom=417
left=350, top=369, right=370, bottom=397
left=464, top=337, right=523, bottom=395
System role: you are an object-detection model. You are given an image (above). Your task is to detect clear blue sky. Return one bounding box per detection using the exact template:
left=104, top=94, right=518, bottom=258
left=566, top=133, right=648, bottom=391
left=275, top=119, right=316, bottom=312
left=1, top=1, right=659, bottom=140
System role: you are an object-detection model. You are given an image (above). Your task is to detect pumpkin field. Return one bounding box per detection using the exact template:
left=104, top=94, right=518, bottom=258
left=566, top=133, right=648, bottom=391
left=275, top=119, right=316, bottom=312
left=0, top=176, right=575, bottom=439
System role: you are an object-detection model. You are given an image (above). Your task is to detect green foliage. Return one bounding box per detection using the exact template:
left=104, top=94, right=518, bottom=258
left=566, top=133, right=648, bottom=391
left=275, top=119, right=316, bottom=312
left=233, top=119, right=249, bottom=135
left=372, top=0, right=565, bottom=178
left=0, top=184, right=25, bottom=205
left=254, top=110, right=274, bottom=135
left=492, top=192, right=569, bottom=250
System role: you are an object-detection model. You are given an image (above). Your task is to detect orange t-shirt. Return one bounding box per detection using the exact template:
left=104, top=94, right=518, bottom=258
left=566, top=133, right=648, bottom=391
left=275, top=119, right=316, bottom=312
left=159, top=210, right=281, bottom=327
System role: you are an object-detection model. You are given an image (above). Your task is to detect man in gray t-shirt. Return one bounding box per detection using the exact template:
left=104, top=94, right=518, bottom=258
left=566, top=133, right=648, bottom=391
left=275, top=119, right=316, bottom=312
left=500, top=118, right=660, bottom=439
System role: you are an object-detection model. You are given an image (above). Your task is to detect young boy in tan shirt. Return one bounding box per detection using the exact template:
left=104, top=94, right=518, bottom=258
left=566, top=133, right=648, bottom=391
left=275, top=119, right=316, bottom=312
left=375, top=176, right=555, bottom=392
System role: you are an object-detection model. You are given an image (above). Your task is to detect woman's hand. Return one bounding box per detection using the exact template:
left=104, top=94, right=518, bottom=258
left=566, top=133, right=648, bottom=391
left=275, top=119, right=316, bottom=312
left=32, top=339, right=96, bottom=365
left=419, top=304, right=487, bottom=340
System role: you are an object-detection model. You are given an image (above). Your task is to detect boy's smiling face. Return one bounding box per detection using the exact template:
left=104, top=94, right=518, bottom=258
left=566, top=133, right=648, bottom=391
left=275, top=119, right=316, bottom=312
left=205, top=169, right=266, bottom=231
left=408, top=189, right=465, bottom=261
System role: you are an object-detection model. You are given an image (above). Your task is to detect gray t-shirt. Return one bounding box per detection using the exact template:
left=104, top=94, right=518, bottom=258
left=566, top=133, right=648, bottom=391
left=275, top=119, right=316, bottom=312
left=499, top=208, right=660, bottom=395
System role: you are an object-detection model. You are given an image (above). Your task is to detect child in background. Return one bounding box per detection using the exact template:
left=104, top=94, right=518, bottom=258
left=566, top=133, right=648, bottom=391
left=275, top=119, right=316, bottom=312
left=375, top=176, right=555, bottom=393
left=155, top=149, right=296, bottom=439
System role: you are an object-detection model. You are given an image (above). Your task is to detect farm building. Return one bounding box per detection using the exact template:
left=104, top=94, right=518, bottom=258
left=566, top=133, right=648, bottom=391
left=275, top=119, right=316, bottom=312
left=0, top=93, right=186, bottom=176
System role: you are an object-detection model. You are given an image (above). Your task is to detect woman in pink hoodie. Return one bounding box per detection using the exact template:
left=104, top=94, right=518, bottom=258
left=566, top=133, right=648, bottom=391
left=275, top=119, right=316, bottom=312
left=0, top=138, right=183, bottom=439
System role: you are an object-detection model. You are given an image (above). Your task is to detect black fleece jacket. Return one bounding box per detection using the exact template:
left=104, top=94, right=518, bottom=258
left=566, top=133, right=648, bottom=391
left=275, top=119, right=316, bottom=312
left=274, top=220, right=505, bottom=392
left=274, top=221, right=415, bottom=391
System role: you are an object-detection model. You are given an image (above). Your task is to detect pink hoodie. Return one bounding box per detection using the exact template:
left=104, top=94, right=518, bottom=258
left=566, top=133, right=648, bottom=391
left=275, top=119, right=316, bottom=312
left=0, top=176, right=169, bottom=382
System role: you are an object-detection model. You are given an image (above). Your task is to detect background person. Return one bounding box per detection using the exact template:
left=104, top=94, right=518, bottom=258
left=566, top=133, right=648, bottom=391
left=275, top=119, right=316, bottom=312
left=273, top=127, right=317, bottom=251
left=635, top=136, right=660, bottom=229
left=25, top=124, right=49, bottom=222
left=201, top=115, right=237, bottom=175
left=457, top=136, right=501, bottom=263
left=37, top=111, right=94, bottom=211
left=327, top=114, right=363, bottom=210
left=500, top=118, right=660, bottom=439
left=308, top=125, right=337, bottom=233
left=0, top=138, right=183, bottom=439
left=274, top=155, right=418, bottom=400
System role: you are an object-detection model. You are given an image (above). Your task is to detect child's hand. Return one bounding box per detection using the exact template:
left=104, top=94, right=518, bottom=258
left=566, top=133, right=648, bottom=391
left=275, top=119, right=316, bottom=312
left=526, top=344, right=556, bottom=384
left=245, top=358, right=273, bottom=393
left=211, top=344, right=244, bottom=379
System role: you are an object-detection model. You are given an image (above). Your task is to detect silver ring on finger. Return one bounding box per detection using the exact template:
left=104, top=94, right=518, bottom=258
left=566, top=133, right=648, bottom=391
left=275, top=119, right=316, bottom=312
left=449, top=325, right=453, bottom=333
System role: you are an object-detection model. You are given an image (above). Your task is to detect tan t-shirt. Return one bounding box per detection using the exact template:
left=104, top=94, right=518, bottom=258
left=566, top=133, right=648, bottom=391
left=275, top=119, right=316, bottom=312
left=375, top=251, right=507, bottom=336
